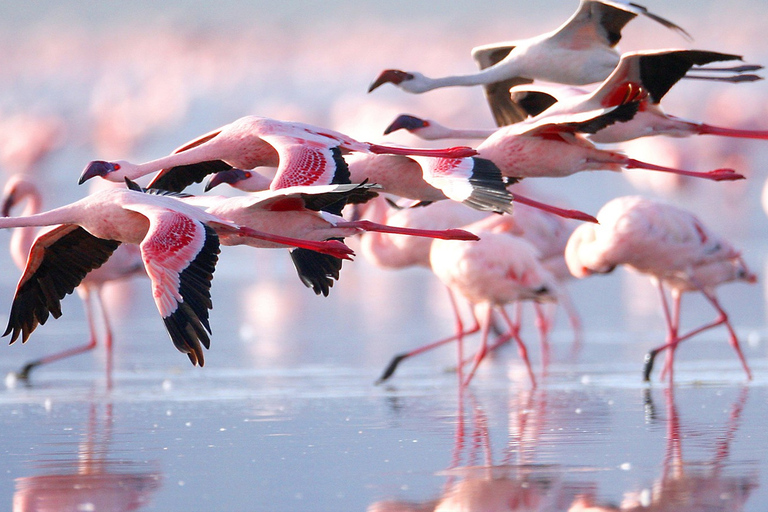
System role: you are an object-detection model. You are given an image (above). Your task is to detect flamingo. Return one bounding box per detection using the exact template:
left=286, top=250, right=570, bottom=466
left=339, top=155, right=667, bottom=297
left=430, top=215, right=560, bottom=388
left=382, top=104, right=745, bottom=183
left=180, top=183, right=480, bottom=296
left=0, top=180, right=354, bottom=367
left=564, top=195, right=756, bottom=381
left=368, top=0, right=689, bottom=126
left=372, top=199, right=581, bottom=385
left=504, top=49, right=767, bottom=144
left=78, top=115, right=478, bottom=193
left=2, top=176, right=146, bottom=381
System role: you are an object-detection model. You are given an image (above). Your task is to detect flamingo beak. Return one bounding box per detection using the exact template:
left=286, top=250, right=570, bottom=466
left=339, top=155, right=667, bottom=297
left=383, top=114, right=429, bottom=135
left=368, top=69, right=414, bottom=92
left=79, top=160, right=117, bottom=184
left=204, top=169, right=249, bottom=192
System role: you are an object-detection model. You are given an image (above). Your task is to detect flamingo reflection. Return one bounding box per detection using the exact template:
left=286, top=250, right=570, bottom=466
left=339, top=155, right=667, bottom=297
left=569, top=387, right=756, bottom=512
left=13, top=402, right=162, bottom=512
left=369, top=390, right=597, bottom=512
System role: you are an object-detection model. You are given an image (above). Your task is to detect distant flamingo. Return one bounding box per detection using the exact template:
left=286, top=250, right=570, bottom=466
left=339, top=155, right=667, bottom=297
left=383, top=106, right=745, bottom=183
left=504, top=49, right=766, bottom=144
left=0, top=180, right=354, bottom=367
left=368, top=0, right=689, bottom=125
left=430, top=215, right=559, bottom=387
left=2, top=176, right=145, bottom=381
left=78, top=115, right=477, bottom=193
left=564, top=196, right=756, bottom=381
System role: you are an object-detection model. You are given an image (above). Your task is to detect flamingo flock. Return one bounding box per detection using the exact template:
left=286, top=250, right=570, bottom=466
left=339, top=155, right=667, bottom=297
left=1, top=0, right=765, bottom=388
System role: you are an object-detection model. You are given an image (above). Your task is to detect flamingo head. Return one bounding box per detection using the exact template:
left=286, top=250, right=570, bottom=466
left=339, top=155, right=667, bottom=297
left=78, top=160, right=127, bottom=184
left=1, top=175, right=38, bottom=217
left=368, top=69, right=415, bottom=92
left=383, top=114, right=429, bottom=135
left=204, top=169, right=271, bottom=193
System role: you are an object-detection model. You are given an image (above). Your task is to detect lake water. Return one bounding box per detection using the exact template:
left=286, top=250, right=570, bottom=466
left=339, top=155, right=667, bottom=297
left=1, top=1, right=768, bottom=510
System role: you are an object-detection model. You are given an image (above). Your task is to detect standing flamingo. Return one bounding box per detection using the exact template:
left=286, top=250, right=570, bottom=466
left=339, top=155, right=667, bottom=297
left=564, top=195, right=755, bottom=381
left=383, top=105, right=745, bottom=183
left=368, top=0, right=689, bottom=125
left=78, top=115, right=477, bottom=193
left=430, top=215, right=560, bottom=388
left=0, top=180, right=354, bottom=367
left=2, top=176, right=146, bottom=381
left=504, top=49, right=766, bottom=144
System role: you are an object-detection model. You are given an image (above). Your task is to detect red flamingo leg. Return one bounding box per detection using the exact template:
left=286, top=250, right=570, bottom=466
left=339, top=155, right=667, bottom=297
left=623, top=158, right=745, bottom=182
left=235, top=226, right=354, bottom=259
left=336, top=220, right=479, bottom=241
left=499, top=307, right=536, bottom=387
left=367, top=143, right=477, bottom=159
left=701, top=289, right=753, bottom=380
left=462, top=306, right=492, bottom=388
left=95, top=288, right=115, bottom=389
left=660, top=291, right=683, bottom=382
left=696, top=123, right=768, bottom=140
left=375, top=287, right=480, bottom=384
left=533, top=302, right=552, bottom=371
left=511, top=193, right=598, bottom=223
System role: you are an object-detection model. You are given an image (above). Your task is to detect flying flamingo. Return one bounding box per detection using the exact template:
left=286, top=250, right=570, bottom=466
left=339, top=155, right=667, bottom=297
left=2, top=176, right=146, bottom=381
left=206, top=156, right=598, bottom=223
left=0, top=180, right=354, bottom=367
left=180, top=183, right=480, bottom=296
left=368, top=0, right=689, bottom=125
left=504, top=48, right=766, bottom=144
left=78, top=115, right=478, bottom=193
left=382, top=103, right=745, bottom=183
left=430, top=215, right=560, bottom=388
left=564, top=195, right=756, bottom=382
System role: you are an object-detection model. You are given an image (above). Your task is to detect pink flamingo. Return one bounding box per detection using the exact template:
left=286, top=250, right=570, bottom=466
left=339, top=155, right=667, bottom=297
left=505, top=48, right=766, bottom=144
left=0, top=180, right=354, bottom=367
left=430, top=214, right=561, bottom=388
left=78, top=115, right=477, bottom=193
left=181, top=183, right=480, bottom=296
left=368, top=0, right=689, bottom=126
left=383, top=105, right=745, bottom=182
left=564, top=195, right=756, bottom=382
left=2, top=176, right=146, bottom=381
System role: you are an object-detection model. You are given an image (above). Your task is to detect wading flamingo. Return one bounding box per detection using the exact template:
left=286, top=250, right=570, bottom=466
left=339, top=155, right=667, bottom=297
left=564, top=195, right=756, bottom=382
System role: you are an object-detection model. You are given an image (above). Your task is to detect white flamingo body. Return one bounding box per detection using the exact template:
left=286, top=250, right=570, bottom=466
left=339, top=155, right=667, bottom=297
left=565, top=195, right=755, bottom=380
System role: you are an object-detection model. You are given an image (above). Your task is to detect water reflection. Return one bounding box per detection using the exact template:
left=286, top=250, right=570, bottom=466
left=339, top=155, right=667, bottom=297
left=13, top=402, right=162, bottom=512
left=571, top=387, right=757, bottom=512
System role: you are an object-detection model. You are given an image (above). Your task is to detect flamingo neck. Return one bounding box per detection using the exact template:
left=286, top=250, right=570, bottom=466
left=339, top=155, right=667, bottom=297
left=122, top=146, right=219, bottom=181
left=0, top=203, right=80, bottom=230
left=9, top=192, right=43, bottom=269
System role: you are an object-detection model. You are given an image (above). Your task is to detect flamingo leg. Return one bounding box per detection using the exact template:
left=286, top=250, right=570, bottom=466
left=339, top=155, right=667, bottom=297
left=335, top=219, right=478, bottom=241
left=622, top=157, right=744, bottom=182
left=660, top=290, right=682, bottom=381
left=558, top=287, right=583, bottom=360
left=482, top=302, right=522, bottom=356
left=510, top=193, right=597, bottom=223
left=375, top=287, right=479, bottom=384
left=462, top=306, right=492, bottom=389
left=644, top=280, right=678, bottom=381
left=499, top=308, right=536, bottom=387
left=533, top=302, right=551, bottom=372
left=700, top=289, right=752, bottom=380
left=15, top=289, right=100, bottom=381
left=95, top=288, right=115, bottom=389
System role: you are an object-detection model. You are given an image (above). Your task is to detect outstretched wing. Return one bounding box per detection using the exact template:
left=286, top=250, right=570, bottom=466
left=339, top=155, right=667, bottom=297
left=472, top=43, right=533, bottom=127
left=4, top=225, right=121, bottom=343
left=123, top=204, right=220, bottom=366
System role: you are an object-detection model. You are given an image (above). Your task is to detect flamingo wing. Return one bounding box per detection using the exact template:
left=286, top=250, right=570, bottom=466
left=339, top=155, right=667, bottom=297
left=123, top=203, right=220, bottom=366
left=266, top=136, right=351, bottom=192
left=471, top=43, right=533, bottom=126
left=3, top=225, right=121, bottom=343
left=244, top=183, right=379, bottom=213
left=148, top=160, right=233, bottom=193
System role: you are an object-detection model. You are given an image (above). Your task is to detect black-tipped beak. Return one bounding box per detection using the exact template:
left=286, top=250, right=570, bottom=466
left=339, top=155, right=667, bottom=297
left=1, top=190, right=16, bottom=217
left=204, top=169, right=249, bottom=192
left=79, top=160, right=116, bottom=185
left=368, top=69, right=414, bottom=92
left=383, top=114, right=428, bottom=135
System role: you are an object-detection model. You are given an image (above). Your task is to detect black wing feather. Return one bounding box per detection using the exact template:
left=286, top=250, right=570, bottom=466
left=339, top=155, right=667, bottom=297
left=149, top=160, right=234, bottom=193
left=4, top=227, right=121, bottom=344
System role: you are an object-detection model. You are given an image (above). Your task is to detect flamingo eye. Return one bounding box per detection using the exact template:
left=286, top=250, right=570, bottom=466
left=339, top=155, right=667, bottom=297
left=245, top=172, right=252, bottom=178
left=113, top=163, right=121, bottom=170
